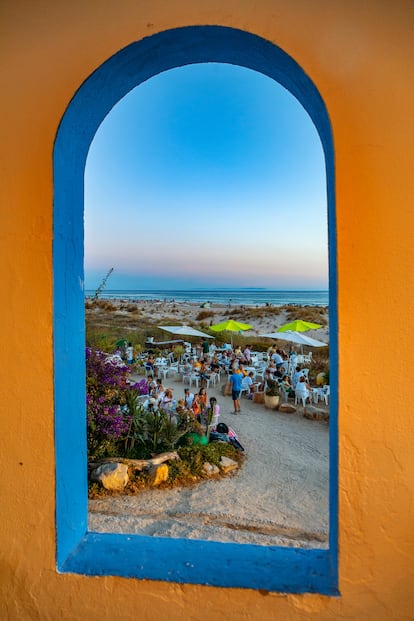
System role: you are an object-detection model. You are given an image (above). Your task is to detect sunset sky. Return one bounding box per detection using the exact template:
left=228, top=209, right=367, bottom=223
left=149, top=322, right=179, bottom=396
left=84, top=62, right=328, bottom=291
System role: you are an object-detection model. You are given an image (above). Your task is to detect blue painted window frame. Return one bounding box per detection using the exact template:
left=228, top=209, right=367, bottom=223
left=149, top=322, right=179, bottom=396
left=53, top=25, right=338, bottom=593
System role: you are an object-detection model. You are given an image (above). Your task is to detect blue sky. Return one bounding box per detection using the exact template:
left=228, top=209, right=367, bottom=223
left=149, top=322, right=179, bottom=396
left=84, top=63, right=328, bottom=290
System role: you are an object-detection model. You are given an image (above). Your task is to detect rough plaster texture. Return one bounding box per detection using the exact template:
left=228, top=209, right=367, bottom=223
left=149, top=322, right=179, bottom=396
left=1, top=1, right=414, bottom=619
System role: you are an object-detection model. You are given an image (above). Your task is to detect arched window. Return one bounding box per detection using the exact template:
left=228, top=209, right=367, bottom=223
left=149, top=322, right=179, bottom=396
left=54, top=25, right=337, bottom=593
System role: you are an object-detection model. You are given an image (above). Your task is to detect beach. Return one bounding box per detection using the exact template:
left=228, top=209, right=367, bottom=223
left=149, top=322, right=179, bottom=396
left=88, top=297, right=330, bottom=548
left=86, top=296, right=330, bottom=345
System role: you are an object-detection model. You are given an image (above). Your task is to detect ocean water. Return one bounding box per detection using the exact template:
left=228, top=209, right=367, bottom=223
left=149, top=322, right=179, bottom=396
left=84, top=289, right=329, bottom=307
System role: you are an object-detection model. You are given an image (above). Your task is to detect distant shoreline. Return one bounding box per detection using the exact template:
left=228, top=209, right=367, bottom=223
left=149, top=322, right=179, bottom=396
left=84, top=288, right=329, bottom=308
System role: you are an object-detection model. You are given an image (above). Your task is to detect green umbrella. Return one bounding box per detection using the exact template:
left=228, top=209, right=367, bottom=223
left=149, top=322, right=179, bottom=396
left=115, top=338, right=128, bottom=347
left=210, top=319, right=252, bottom=346
left=210, top=320, right=252, bottom=333
left=277, top=320, right=322, bottom=332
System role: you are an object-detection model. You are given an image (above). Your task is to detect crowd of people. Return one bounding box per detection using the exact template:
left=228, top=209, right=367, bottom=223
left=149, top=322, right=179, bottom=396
left=143, top=339, right=322, bottom=416
left=144, top=372, right=220, bottom=427
left=114, top=335, right=327, bottom=417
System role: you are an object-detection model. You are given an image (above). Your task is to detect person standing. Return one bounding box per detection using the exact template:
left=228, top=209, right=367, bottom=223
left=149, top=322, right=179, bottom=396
left=202, top=338, right=210, bottom=357
left=126, top=342, right=134, bottom=364
left=184, top=387, right=194, bottom=409
left=243, top=344, right=251, bottom=365
left=230, top=368, right=243, bottom=414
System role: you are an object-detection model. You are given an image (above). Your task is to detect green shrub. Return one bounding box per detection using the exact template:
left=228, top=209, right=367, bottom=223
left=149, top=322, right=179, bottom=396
left=196, top=310, right=215, bottom=321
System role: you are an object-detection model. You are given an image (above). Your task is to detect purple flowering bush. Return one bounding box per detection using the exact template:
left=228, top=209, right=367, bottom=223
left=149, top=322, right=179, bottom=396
left=86, top=347, right=148, bottom=458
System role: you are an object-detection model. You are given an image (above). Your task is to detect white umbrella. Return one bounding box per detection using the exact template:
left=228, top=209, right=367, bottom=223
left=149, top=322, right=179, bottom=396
left=158, top=325, right=213, bottom=338
left=259, top=331, right=328, bottom=348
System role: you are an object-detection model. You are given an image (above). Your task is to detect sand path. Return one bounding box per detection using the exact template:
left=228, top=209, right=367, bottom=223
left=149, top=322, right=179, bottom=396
left=89, top=373, right=329, bottom=548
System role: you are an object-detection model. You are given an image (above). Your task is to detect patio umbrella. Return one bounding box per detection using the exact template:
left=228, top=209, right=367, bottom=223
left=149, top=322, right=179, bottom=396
left=210, top=320, right=252, bottom=333
left=210, top=319, right=252, bottom=345
left=115, top=338, right=128, bottom=347
left=157, top=325, right=213, bottom=338
left=277, top=320, right=322, bottom=332
left=259, top=331, right=327, bottom=348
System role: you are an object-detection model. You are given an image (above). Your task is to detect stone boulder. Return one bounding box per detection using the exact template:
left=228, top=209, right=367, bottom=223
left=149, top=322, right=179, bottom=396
left=91, top=462, right=129, bottom=491
left=219, top=456, right=239, bottom=474
left=279, top=403, right=297, bottom=414
left=303, top=405, right=329, bottom=421
left=202, top=462, right=220, bottom=477
left=148, top=463, right=169, bottom=486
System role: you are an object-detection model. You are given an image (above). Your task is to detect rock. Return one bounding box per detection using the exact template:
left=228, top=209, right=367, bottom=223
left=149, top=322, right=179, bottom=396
left=304, top=405, right=327, bottom=421
left=219, top=456, right=239, bottom=473
left=202, top=462, right=220, bottom=477
left=279, top=403, right=297, bottom=414
left=148, top=463, right=169, bottom=486
left=91, top=462, right=129, bottom=491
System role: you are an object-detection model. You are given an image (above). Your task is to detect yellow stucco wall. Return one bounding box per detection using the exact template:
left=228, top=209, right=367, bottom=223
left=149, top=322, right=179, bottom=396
left=1, top=1, right=413, bottom=619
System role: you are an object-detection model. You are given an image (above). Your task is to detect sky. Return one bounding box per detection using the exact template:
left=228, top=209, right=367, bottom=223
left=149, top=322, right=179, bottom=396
left=84, top=63, right=328, bottom=291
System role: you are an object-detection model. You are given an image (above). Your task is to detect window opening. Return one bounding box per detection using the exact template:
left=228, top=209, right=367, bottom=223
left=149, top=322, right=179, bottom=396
left=54, top=25, right=338, bottom=593
left=84, top=62, right=330, bottom=550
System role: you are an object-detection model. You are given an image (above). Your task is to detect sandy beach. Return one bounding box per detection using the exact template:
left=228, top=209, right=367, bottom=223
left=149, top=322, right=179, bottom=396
left=88, top=298, right=330, bottom=548
left=86, top=297, right=330, bottom=344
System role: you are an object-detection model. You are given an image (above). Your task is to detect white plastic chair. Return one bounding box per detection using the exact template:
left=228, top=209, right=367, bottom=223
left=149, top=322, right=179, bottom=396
left=157, top=366, right=169, bottom=381
left=295, top=388, right=310, bottom=407
left=279, top=361, right=289, bottom=374
left=166, top=361, right=179, bottom=377
left=302, top=351, right=313, bottom=365
left=189, top=374, right=200, bottom=389
left=240, top=377, right=252, bottom=398
left=320, top=385, right=330, bottom=405
left=280, top=385, right=290, bottom=403
left=254, top=364, right=267, bottom=381
left=209, top=371, right=220, bottom=386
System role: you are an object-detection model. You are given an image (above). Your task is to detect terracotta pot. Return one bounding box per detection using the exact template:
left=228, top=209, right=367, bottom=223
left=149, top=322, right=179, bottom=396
left=264, top=394, right=280, bottom=410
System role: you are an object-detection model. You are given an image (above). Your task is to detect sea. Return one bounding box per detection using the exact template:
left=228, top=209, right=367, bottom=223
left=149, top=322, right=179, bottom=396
left=84, top=288, right=328, bottom=307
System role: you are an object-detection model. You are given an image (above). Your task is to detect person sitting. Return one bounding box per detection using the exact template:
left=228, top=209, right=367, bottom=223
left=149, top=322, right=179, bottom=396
left=175, top=399, right=187, bottom=416
left=241, top=371, right=257, bottom=398
left=155, top=378, right=165, bottom=398
left=210, top=355, right=220, bottom=372
left=243, top=345, right=251, bottom=365
left=145, top=353, right=155, bottom=371
left=280, top=374, right=294, bottom=400
left=294, top=376, right=311, bottom=404
left=271, top=349, right=284, bottom=366
left=198, top=387, right=208, bottom=409
left=267, top=360, right=277, bottom=376
left=274, top=365, right=285, bottom=380
left=220, top=352, right=231, bottom=371
left=114, top=347, right=123, bottom=360
left=198, top=361, right=210, bottom=387
left=158, top=387, right=174, bottom=410
left=146, top=374, right=157, bottom=397
left=184, top=387, right=194, bottom=409
left=237, top=363, right=248, bottom=377
left=292, top=365, right=304, bottom=386
left=191, top=394, right=202, bottom=419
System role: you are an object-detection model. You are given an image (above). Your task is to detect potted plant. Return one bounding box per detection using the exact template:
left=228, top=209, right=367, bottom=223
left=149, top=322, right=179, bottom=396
left=173, top=345, right=185, bottom=362
left=264, top=377, right=280, bottom=410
